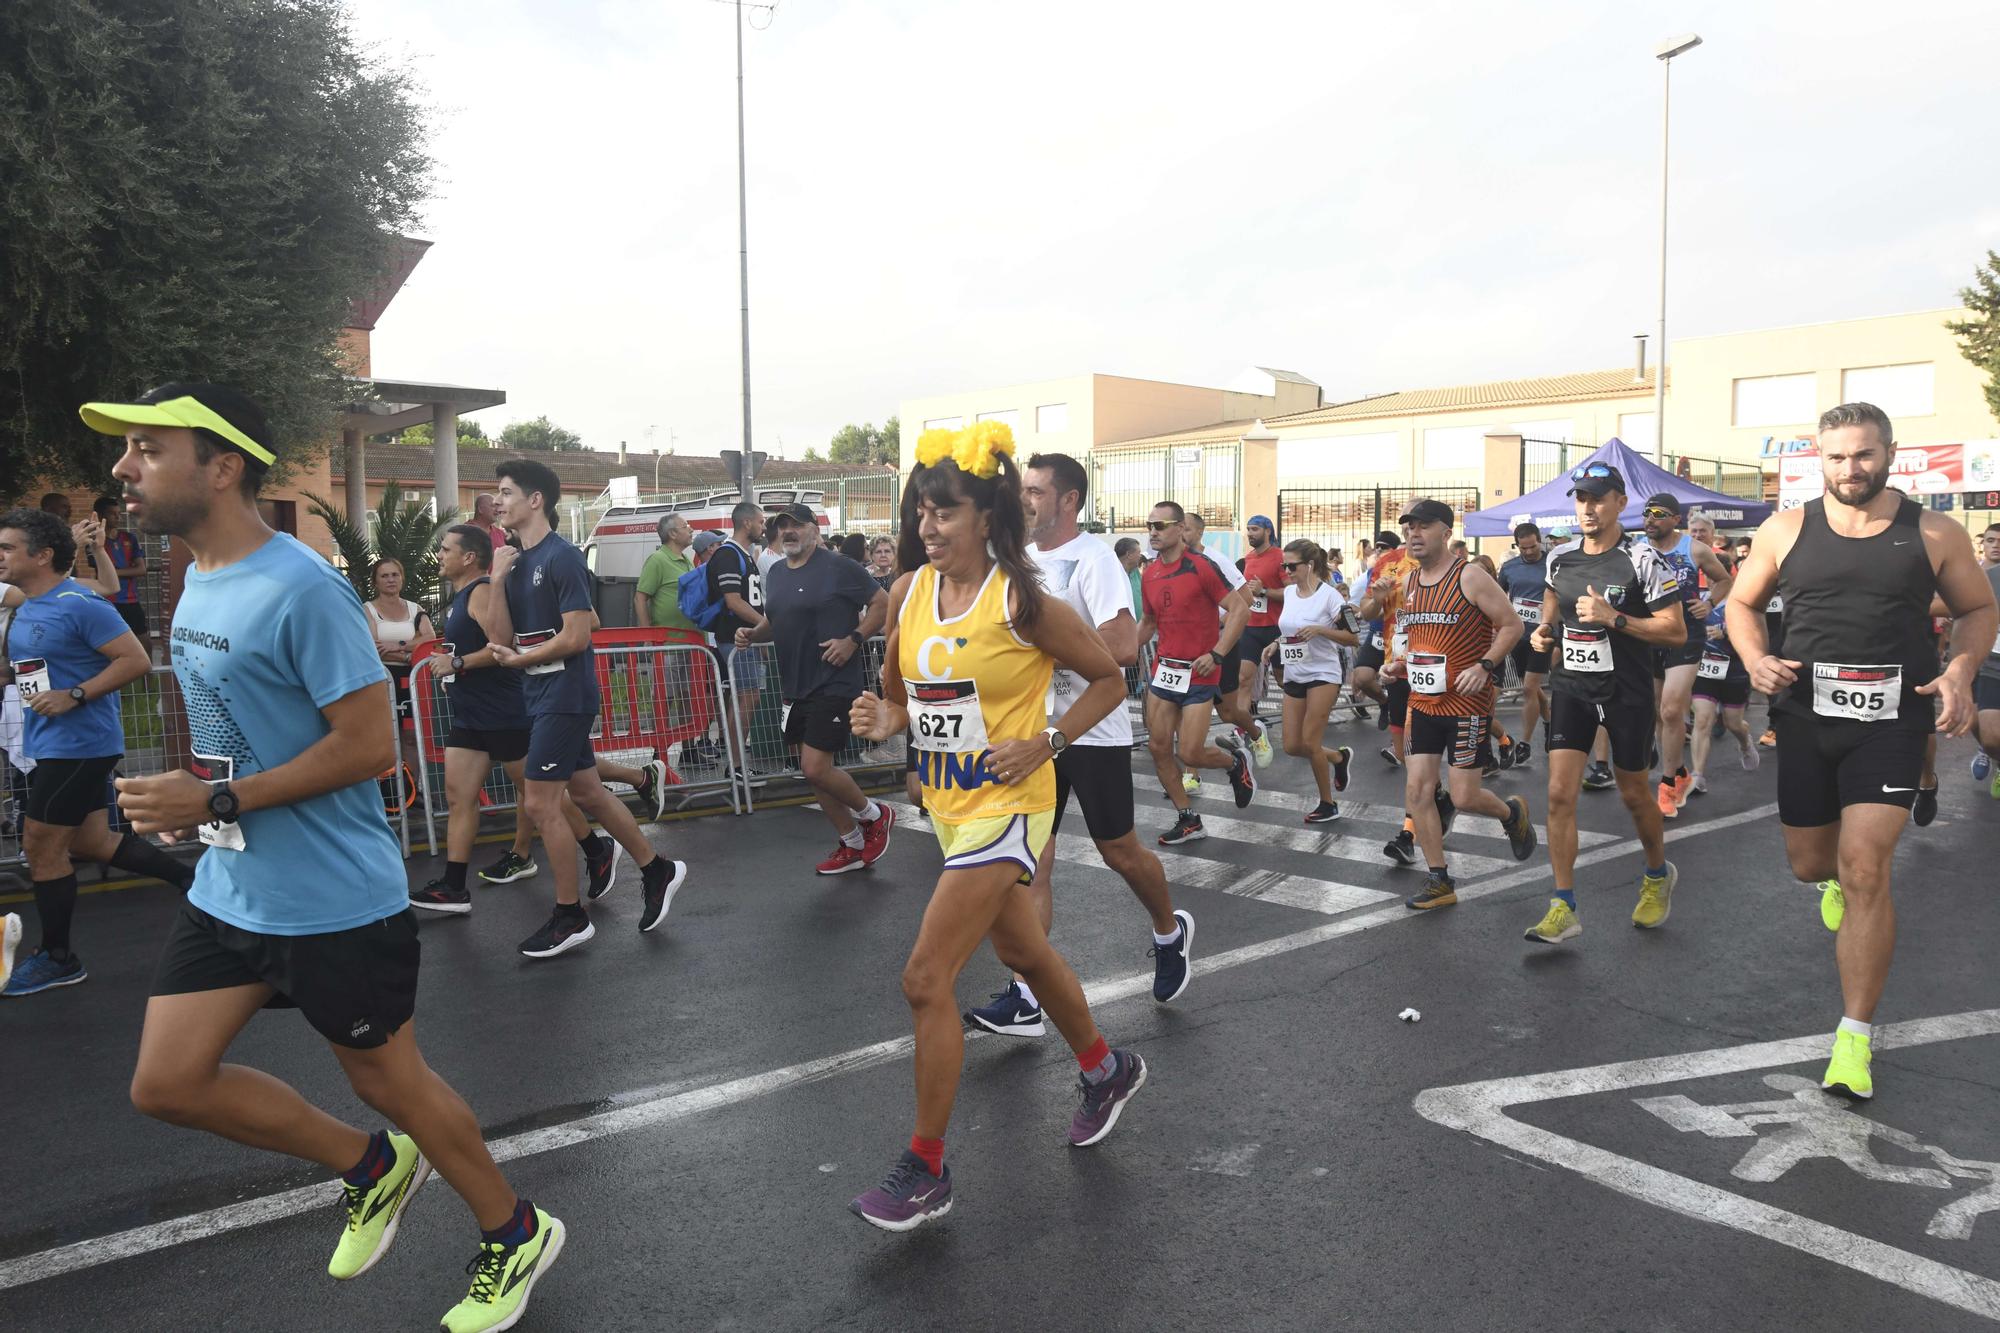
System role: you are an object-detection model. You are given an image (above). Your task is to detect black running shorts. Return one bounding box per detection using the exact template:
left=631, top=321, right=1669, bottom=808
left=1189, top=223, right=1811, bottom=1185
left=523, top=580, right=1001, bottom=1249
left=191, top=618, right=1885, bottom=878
left=1386, top=678, right=1410, bottom=729
left=1509, top=638, right=1550, bottom=678
left=1218, top=648, right=1241, bottom=694
left=1407, top=709, right=1492, bottom=769
left=1051, top=743, right=1137, bottom=843
left=1236, top=625, right=1281, bottom=668
left=783, top=690, right=857, bottom=755
left=25, top=754, right=119, bottom=827
left=1774, top=713, right=1927, bottom=828
left=152, top=901, right=419, bottom=1050
left=444, top=725, right=530, bottom=763
left=524, top=712, right=596, bottom=781
left=1976, top=675, right=2000, bottom=712
left=1651, top=637, right=1705, bottom=677
left=1282, top=676, right=1341, bottom=700
left=1547, top=691, right=1653, bottom=772
left=1692, top=677, right=1750, bottom=709
left=1355, top=641, right=1386, bottom=673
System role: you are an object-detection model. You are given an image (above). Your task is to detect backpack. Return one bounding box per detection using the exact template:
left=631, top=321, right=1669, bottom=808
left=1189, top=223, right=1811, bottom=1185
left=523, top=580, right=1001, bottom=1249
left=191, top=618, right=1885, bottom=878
left=677, top=562, right=727, bottom=629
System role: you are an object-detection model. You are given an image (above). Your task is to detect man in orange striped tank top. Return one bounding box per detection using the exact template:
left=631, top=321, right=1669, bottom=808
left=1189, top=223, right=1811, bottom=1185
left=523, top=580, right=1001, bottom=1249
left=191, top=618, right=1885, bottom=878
left=1385, top=500, right=1539, bottom=910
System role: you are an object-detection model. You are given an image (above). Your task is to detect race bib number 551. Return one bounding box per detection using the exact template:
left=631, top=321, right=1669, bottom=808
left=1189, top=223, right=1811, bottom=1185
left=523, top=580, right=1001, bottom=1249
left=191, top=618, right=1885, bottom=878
left=10, top=658, right=50, bottom=700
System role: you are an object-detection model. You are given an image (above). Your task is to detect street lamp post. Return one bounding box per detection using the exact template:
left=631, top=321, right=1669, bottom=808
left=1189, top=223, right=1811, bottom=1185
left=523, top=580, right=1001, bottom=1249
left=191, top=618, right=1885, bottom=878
left=736, top=0, right=755, bottom=493
left=1652, top=32, right=1702, bottom=466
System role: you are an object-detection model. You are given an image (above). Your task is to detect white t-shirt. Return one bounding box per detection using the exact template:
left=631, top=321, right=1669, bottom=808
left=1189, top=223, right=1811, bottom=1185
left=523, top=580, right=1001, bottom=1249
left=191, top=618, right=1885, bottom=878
left=1276, top=581, right=1347, bottom=685
left=1030, top=534, right=1136, bottom=747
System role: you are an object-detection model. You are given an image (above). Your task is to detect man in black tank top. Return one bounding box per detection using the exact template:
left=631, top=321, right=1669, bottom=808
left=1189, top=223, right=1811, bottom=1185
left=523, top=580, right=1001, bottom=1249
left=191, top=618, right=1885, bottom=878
left=1727, top=402, right=1997, bottom=1103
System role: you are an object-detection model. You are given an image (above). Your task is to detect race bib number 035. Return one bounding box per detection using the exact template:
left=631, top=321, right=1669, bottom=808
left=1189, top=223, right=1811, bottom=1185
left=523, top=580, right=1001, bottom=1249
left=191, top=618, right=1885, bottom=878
left=1151, top=656, right=1193, bottom=694
left=1812, top=663, right=1900, bottom=722
left=1279, top=637, right=1308, bottom=668
left=909, top=680, right=988, bottom=753
left=1561, top=625, right=1613, bottom=673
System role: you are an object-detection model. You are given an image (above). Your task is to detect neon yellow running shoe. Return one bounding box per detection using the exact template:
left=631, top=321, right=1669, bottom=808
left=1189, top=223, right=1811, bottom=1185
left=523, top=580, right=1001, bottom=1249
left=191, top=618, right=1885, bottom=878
left=442, top=1207, right=567, bottom=1333
left=1182, top=772, right=1200, bottom=795
left=1249, top=730, right=1274, bottom=769
left=1822, top=1029, right=1873, bottom=1100
left=1819, top=879, right=1844, bottom=933
left=1632, top=862, right=1677, bottom=929
left=328, top=1131, right=431, bottom=1280
left=1524, top=897, right=1581, bottom=945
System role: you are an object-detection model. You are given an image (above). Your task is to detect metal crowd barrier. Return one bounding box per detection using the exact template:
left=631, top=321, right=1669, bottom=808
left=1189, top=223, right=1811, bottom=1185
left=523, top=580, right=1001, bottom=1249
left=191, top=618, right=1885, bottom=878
left=403, top=639, right=739, bottom=852
left=725, top=636, right=910, bottom=813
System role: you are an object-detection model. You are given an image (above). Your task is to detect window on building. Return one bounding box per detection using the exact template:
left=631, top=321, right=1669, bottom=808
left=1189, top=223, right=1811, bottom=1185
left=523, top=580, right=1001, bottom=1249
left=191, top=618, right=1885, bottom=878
left=1422, top=425, right=1489, bottom=472
left=922, top=416, right=963, bottom=433
left=1619, top=413, right=1657, bottom=450
left=1731, top=373, right=1816, bottom=428
left=975, top=409, right=1019, bottom=429
left=1036, top=402, right=1069, bottom=433
left=1840, top=363, right=1934, bottom=419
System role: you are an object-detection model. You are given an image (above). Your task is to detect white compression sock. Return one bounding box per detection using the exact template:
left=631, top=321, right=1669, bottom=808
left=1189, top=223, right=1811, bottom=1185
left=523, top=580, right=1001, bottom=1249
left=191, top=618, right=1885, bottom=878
left=851, top=797, right=882, bottom=823
left=1838, top=1016, right=1873, bottom=1038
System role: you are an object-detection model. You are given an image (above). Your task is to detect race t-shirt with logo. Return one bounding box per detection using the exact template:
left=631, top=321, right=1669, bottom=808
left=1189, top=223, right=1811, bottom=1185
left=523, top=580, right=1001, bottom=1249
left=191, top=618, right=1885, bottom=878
left=1400, top=557, right=1495, bottom=717
left=764, top=545, right=880, bottom=702
left=1497, top=554, right=1548, bottom=628
left=1544, top=536, right=1680, bottom=706
left=8, top=577, right=130, bottom=759
left=1695, top=605, right=1749, bottom=684
left=172, top=534, right=406, bottom=935
left=1030, top=533, right=1136, bottom=746
left=705, top=539, right=765, bottom=638
left=1240, top=545, right=1285, bottom=627
left=105, top=530, right=144, bottom=604
left=502, top=531, right=598, bottom=715
left=1369, top=547, right=1419, bottom=662
left=1650, top=532, right=1707, bottom=628
left=1142, top=551, right=1233, bottom=687
left=1274, top=580, right=1347, bottom=686
left=440, top=576, right=522, bottom=731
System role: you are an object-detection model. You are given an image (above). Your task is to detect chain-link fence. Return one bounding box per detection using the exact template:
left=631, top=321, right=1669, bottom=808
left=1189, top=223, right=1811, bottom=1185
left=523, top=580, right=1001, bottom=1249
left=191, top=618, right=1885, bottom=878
left=1091, top=443, right=1244, bottom=538
left=1276, top=485, right=1485, bottom=561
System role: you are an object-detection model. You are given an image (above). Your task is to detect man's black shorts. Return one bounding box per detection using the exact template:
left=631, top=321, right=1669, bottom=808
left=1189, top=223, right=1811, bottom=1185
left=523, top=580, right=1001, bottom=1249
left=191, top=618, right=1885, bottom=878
left=1510, top=639, right=1550, bottom=679
left=1236, top=625, right=1281, bottom=669
left=445, top=725, right=530, bottom=763
left=1774, top=712, right=1927, bottom=828
left=784, top=690, right=858, bottom=754
left=1407, top=708, right=1492, bottom=769
left=1692, top=676, right=1750, bottom=709
left=1355, top=641, right=1386, bottom=673
left=1652, top=636, right=1705, bottom=677
left=1386, top=678, right=1410, bottom=729
left=1219, top=647, right=1241, bottom=694
left=152, top=901, right=419, bottom=1050
left=114, top=602, right=148, bottom=638
left=524, top=711, right=596, bottom=780
left=25, top=754, right=119, bottom=826
left=1547, top=691, right=1654, bottom=772
left=1051, top=743, right=1136, bottom=843
left=1975, top=674, right=2000, bottom=712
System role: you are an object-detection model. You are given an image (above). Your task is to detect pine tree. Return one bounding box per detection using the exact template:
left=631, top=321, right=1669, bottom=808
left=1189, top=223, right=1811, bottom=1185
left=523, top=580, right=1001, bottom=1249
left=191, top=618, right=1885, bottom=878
left=1946, top=250, right=2000, bottom=423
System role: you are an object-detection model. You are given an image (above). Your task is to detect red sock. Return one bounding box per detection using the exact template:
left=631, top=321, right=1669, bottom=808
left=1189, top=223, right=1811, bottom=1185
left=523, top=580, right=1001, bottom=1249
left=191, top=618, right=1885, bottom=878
left=1076, top=1036, right=1111, bottom=1073
left=909, top=1134, right=944, bottom=1177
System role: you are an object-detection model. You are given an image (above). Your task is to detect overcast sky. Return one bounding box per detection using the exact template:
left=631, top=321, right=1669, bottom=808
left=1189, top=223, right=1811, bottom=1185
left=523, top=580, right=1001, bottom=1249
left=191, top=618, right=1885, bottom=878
left=349, top=0, right=2000, bottom=461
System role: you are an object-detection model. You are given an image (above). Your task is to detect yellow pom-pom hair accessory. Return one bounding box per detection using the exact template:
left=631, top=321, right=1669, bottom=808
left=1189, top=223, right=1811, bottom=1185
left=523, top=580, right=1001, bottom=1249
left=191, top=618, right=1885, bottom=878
left=915, top=428, right=958, bottom=469
left=914, top=421, right=1016, bottom=480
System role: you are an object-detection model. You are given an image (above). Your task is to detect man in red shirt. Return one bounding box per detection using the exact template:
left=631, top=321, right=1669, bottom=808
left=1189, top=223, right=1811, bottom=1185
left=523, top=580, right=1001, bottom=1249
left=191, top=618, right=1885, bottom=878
left=1138, top=501, right=1256, bottom=846
left=1222, top=514, right=1284, bottom=766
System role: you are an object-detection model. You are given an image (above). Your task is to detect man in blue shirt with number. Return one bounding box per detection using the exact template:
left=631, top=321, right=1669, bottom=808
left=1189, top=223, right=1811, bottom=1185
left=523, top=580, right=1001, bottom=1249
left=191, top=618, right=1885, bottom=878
left=90, top=383, right=564, bottom=1330
left=478, top=457, right=689, bottom=959
left=0, top=506, right=189, bottom=997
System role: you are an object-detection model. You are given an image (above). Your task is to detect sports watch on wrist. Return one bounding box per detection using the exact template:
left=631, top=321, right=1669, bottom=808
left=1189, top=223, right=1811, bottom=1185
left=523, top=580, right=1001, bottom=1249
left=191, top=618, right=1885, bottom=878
left=207, top=784, right=240, bottom=824
left=449, top=654, right=465, bottom=675
left=1613, top=613, right=1629, bottom=632
left=68, top=686, right=87, bottom=703
left=848, top=630, right=866, bottom=646
left=1479, top=658, right=1503, bottom=682
left=1043, top=727, right=1069, bottom=755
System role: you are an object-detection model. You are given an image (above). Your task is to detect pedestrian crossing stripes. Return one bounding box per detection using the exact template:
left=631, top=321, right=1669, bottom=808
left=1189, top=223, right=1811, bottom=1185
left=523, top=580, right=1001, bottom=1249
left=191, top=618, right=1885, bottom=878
left=1171, top=779, right=1619, bottom=848
left=1159, top=805, right=1516, bottom=879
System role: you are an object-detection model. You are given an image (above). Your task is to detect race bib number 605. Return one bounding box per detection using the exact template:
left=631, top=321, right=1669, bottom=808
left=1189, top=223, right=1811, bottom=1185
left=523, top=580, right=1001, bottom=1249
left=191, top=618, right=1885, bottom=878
left=1812, top=663, right=1900, bottom=722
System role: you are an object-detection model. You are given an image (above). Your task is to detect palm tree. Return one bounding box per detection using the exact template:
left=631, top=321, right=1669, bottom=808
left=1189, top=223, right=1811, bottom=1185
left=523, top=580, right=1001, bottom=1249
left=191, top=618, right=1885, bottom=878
left=305, top=480, right=459, bottom=617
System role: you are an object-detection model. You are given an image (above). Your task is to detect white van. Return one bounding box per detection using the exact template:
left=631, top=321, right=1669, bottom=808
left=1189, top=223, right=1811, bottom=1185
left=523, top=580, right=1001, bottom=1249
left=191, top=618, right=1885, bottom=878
left=583, top=487, right=831, bottom=625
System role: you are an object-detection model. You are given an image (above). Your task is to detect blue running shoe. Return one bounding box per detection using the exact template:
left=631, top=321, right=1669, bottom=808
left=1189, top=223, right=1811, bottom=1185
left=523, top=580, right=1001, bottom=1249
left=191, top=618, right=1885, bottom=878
left=1974, top=752, right=1992, bottom=783
left=2, top=948, right=87, bottom=997
left=1151, top=909, right=1194, bottom=1003
left=964, top=982, right=1045, bottom=1037
left=850, top=1150, right=952, bottom=1232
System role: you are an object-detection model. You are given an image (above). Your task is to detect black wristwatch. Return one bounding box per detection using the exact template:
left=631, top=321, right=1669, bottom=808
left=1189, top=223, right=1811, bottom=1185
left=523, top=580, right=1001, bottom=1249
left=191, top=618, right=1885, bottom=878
left=848, top=630, right=866, bottom=646
left=449, top=654, right=465, bottom=675
left=1479, top=658, right=1503, bottom=682
left=68, top=686, right=87, bottom=704
left=207, top=784, right=240, bottom=824
left=1613, top=613, right=1629, bottom=633
left=1043, top=727, right=1069, bottom=755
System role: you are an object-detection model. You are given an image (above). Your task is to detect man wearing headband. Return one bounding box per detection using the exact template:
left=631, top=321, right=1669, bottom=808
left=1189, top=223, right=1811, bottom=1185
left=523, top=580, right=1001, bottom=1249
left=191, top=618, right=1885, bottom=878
left=1524, top=463, right=1687, bottom=945
left=1639, top=492, right=1733, bottom=821
left=86, top=383, right=568, bottom=1328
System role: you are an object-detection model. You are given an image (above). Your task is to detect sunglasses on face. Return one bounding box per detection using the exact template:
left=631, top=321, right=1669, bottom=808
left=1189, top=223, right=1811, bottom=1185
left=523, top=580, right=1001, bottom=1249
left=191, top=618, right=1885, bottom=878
left=1570, top=463, right=1614, bottom=481
left=1643, top=507, right=1678, bottom=519
left=1146, top=520, right=1173, bottom=531
left=1281, top=560, right=1303, bottom=571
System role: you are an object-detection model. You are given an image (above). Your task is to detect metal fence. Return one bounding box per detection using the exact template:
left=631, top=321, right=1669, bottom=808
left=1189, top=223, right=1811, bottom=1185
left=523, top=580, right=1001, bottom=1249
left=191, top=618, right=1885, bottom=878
left=1091, top=442, right=1244, bottom=538
left=563, top=470, right=904, bottom=546
left=1276, top=485, right=1485, bottom=561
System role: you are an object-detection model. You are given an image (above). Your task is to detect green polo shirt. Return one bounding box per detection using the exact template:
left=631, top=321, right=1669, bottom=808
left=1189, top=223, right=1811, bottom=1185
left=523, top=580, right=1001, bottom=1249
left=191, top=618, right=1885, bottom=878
left=636, top=544, right=698, bottom=631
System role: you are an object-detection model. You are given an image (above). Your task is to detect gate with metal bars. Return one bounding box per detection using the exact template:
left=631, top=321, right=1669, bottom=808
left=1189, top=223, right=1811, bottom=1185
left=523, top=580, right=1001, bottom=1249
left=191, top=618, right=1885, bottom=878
left=1275, top=485, right=1485, bottom=564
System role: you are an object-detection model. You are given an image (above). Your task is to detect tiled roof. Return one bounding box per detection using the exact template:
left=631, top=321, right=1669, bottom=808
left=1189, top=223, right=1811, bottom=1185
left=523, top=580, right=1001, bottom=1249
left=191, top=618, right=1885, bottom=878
left=332, top=445, right=890, bottom=494
left=1268, top=368, right=1661, bottom=428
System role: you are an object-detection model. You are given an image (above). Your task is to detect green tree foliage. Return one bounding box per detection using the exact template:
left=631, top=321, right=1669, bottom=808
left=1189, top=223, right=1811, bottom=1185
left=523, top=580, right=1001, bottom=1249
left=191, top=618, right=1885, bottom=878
left=498, top=416, right=585, bottom=452
left=0, top=0, right=434, bottom=497
left=1947, top=251, right=2000, bottom=423
left=826, top=416, right=899, bottom=465
left=396, top=419, right=490, bottom=450
left=303, top=480, right=456, bottom=616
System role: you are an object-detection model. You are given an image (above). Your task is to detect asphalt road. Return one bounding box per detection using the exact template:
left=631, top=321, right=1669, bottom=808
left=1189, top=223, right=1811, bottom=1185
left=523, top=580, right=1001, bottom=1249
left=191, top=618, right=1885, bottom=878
left=3, top=705, right=1997, bottom=1331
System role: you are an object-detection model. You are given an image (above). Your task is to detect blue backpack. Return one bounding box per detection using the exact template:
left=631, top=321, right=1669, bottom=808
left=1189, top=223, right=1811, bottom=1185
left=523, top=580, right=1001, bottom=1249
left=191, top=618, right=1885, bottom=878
left=676, top=561, right=727, bottom=629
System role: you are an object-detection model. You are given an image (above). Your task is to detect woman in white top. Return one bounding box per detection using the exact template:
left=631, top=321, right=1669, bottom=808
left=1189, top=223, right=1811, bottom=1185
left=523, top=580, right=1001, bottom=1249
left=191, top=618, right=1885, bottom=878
left=364, top=557, right=434, bottom=666
left=1262, top=538, right=1359, bottom=822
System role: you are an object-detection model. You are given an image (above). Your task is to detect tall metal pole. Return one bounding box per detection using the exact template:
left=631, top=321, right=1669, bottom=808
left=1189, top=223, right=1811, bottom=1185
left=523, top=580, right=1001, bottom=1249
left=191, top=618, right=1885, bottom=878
left=1652, top=55, right=1672, bottom=466
left=736, top=0, right=755, bottom=491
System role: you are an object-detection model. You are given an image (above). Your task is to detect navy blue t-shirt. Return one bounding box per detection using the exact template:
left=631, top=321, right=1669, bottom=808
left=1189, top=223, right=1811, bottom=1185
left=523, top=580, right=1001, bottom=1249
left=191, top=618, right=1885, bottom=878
left=502, top=532, right=598, bottom=715
left=764, top=546, right=880, bottom=701
left=440, top=576, right=522, bottom=731
left=1496, top=554, right=1547, bottom=603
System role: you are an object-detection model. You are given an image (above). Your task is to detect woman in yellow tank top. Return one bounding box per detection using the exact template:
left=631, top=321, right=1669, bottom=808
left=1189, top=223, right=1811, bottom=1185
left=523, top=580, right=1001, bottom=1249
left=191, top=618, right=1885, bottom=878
left=846, top=422, right=1149, bottom=1231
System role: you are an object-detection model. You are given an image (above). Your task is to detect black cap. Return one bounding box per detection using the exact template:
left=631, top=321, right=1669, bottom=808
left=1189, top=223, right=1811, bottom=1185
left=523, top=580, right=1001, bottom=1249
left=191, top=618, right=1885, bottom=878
left=1402, top=499, right=1455, bottom=528
left=1642, top=491, right=1684, bottom=517
left=1567, top=464, right=1627, bottom=499
left=1374, top=530, right=1402, bottom=548
left=769, top=502, right=817, bottom=528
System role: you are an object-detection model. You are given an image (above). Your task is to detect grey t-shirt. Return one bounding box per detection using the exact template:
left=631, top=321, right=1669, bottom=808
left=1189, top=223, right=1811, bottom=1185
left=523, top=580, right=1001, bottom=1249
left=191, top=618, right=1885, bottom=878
left=1984, top=564, right=2000, bottom=681
left=764, top=546, right=880, bottom=701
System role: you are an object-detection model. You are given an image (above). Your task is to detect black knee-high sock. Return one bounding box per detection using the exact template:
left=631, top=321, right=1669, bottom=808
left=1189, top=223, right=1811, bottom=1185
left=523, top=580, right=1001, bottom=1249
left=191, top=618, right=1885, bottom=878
left=31, top=874, right=78, bottom=957
left=109, top=833, right=195, bottom=892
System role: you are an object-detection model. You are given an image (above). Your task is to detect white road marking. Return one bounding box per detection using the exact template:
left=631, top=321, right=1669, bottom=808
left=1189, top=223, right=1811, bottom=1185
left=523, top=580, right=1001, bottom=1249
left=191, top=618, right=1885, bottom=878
left=1179, top=781, right=1618, bottom=848
left=0, top=790, right=1773, bottom=1292
left=1414, top=1008, right=2000, bottom=1323
left=1168, top=807, right=1517, bottom=878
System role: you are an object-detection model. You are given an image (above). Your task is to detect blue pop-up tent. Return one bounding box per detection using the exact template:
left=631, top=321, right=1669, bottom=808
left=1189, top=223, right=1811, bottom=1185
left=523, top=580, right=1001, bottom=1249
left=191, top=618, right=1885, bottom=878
left=1462, top=437, right=1772, bottom=537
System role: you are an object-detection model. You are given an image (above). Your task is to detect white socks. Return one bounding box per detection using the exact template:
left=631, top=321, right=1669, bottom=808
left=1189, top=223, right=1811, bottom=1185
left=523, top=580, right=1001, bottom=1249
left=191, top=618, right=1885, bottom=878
left=840, top=825, right=864, bottom=849
left=851, top=798, right=883, bottom=824
left=1838, top=1016, right=1873, bottom=1038
left=1153, top=925, right=1183, bottom=947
